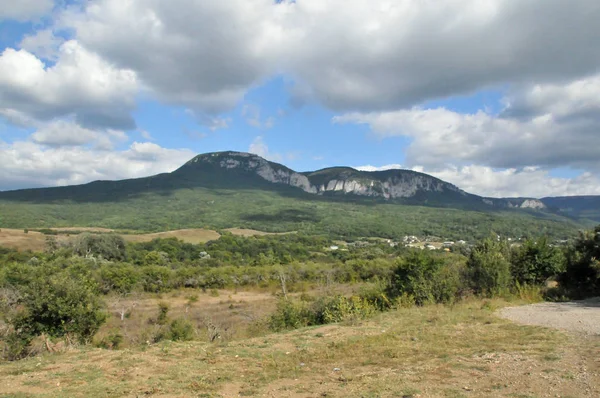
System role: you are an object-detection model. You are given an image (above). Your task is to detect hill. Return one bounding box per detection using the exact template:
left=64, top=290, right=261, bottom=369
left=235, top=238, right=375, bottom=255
left=0, top=151, right=593, bottom=240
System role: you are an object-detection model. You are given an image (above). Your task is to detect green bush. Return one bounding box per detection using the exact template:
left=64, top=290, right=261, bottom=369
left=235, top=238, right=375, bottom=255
left=141, top=266, right=172, bottom=293
left=319, top=295, right=377, bottom=324
left=8, top=272, right=106, bottom=346
left=511, top=237, right=565, bottom=285
left=72, top=233, right=127, bottom=261
left=268, top=299, right=312, bottom=331
left=168, top=318, right=195, bottom=341
left=386, top=251, right=463, bottom=305
left=98, top=264, right=140, bottom=293
left=97, top=332, right=124, bottom=350
left=465, top=238, right=512, bottom=296
left=560, top=226, right=600, bottom=297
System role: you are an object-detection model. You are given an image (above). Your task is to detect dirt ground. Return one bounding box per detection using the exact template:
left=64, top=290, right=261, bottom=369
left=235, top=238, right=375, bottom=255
left=499, top=298, right=600, bottom=335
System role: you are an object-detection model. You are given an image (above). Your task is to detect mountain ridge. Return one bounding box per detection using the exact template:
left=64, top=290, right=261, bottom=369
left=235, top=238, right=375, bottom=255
left=0, top=150, right=597, bottom=223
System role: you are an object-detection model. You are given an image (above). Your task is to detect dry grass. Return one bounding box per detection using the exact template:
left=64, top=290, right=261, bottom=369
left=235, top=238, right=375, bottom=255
left=2, top=298, right=598, bottom=397
left=224, top=228, right=296, bottom=237
left=0, top=229, right=68, bottom=252
left=49, top=227, right=116, bottom=233
left=0, top=227, right=304, bottom=251
left=122, top=229, right=220, bottom=244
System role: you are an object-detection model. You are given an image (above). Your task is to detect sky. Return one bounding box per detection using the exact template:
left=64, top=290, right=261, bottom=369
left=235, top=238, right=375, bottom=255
left=1, top=0, right=600, bottom=198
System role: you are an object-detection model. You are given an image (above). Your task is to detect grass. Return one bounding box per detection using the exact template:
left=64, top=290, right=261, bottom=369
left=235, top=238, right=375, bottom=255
left=2, top=297, right=598, bottom=397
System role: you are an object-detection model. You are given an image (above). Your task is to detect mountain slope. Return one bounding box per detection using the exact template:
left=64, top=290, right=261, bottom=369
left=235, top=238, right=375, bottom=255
left=0, top=151, right=593, bottom=239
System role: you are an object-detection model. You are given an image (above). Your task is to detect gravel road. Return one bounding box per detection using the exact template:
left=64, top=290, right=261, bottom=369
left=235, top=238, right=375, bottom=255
left=498, top=298, right=600, bottom=335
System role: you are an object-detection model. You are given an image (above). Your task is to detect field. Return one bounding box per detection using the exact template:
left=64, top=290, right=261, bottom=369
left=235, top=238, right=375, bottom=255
left=0, top=227, right=304, bottom=252
left=1, top=296, right=598, bottom=397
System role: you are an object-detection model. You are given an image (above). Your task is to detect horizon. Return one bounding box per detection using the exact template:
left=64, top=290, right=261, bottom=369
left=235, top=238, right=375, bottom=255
left=1, top=1, right=599, bottom=198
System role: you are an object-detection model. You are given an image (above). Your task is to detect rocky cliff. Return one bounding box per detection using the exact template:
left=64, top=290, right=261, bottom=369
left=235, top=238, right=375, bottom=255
left=183, top=152, right=481, bottom=204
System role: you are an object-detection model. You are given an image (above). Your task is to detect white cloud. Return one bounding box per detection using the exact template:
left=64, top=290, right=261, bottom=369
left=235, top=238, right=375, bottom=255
left=65, top=0, right=282, bottom=115
left=0, top=40, right=138, bottom=130
left=139, top=129, right=153, bottom=141
left=417, top=165, right=600, bottom=198
left=334, top=73, right=600, bottom=171
left=356, top=164, right=403, bottom=172
left=248, top=136, right=282, bottom=163
left=19, top=29, right=63, bottom=61
left=354, top=163, right=600, bottom=198
left=30, top=119, right=127, bottom=150
left=279, top=0, right=600, bottom=111
left=242, top=103, right=275, bottom=129
left=0, top=0, right=54, bottom=21
left=0, top=140, right=194, bottom=191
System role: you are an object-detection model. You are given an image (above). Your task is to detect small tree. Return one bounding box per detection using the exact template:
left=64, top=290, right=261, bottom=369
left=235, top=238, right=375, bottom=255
left=72, top=233, right=127, bottom=261
left=387, top=251, right=462, bottom=305
left=6, top=272, right=106, bottom=358
left=466, top=237, right=512, bottom=296
left=511, top=237, right=565, bottom=285
left=561, top=226, right=600, bottom=296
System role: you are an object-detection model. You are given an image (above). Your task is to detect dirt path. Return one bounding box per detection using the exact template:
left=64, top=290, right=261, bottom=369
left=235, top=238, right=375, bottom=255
left=499, top=298, right=600, bottom=335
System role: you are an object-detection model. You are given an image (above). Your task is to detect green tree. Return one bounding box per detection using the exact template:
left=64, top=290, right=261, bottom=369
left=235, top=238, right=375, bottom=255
left=511, top=237, right=565, bottom=285
left=466, top=237, right=512, bottom=296
left=72, top=233, right=127, bottom=261
left=561, top=226, right=600, bottom=296
left=387, top=251, right=462, bottom=305
left=8, top=272, right=106, bottom=346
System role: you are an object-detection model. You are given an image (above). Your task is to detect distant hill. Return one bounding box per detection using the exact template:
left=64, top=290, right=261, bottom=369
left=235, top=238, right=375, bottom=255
left=0, top=151, right=595, bottom=240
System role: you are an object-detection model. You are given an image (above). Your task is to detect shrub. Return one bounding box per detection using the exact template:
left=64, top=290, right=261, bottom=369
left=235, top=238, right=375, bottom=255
left=560, top=226, right=600, bottom=297
left=511, top=237, right=565, bottom=285
left=157, top=302, right=170, bottom=325
left=97, top=332, right=124, bottom=350
left=168, top=318, right=195, bottom=341
left=98, top=264, right=140, bottom=293
left=268, top=299, right=312, bottom=331
left=141, top=266, right=172, bottom=293
left=465, top=238, right=512, bottom=296
left=319, top=295, right=377, bottom=324
left=72, top=233, right=127, bottom=261
left=7, top=272, right=106, bottom=349
left=387, top=251, right=462, bottom=305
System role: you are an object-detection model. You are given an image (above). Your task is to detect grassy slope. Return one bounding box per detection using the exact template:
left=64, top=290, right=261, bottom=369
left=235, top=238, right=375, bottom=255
left=1, top=299, right=598, bottom=397
left=0, top=186, right=584, bottom=240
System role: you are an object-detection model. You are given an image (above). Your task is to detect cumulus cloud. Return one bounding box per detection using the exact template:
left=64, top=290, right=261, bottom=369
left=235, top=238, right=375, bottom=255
left=355, top=163, right=600, bottom=198
left=65, top=0, right=282, bottom=115
left=0, top=140, right=194, bottom=191
left=0, top=40, right=138, bottom=130
left=0, top=0, right=54, bottom=21
left=59, top=0, right=600, bottom=114
left=280, top=0, right=600, bottom=111
left=30, top=119, right=127, bottom=150
left=19, top=29, right=63, bottom=61
left=419, top=166, right=600, bottom=199
left=335, top=73, right=600, bottom=171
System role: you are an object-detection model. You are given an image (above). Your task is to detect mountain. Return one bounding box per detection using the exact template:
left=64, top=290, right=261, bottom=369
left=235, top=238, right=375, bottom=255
left=0, top=151, right=594, bottom=239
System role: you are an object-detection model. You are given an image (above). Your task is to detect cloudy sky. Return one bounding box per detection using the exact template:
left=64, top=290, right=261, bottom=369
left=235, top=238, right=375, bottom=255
left=1, top=0, right=599, bottom=197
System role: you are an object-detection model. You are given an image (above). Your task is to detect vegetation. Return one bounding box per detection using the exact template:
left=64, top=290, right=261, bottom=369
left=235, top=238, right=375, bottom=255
left=1, top=224, right=600, bottom=362
left=0, top=183, right=586, bottom=241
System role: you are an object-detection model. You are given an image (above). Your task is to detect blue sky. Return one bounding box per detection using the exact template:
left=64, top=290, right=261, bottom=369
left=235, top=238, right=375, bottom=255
left=0, top=0, right=599, bottom=197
